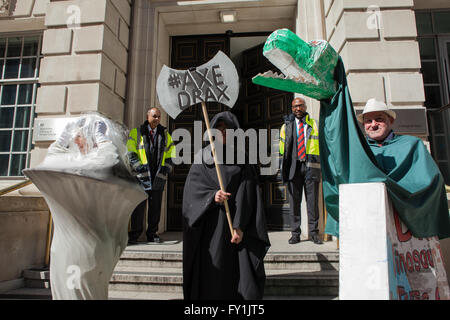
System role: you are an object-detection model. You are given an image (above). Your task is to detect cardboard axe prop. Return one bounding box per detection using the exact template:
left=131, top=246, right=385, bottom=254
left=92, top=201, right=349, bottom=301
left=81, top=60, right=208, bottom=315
left=156, top=50, right=239, bottom=237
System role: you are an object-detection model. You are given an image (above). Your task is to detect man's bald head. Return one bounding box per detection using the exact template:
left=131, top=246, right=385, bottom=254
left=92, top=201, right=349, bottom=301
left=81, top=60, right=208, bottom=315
left=147, top=107, right=161, bottom=129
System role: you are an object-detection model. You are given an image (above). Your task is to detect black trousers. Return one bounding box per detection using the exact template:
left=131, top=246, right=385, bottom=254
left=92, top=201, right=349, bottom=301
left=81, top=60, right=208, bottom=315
left=129, top=189, right=163, bottom=240
left=287, top=161, right=320, bottom=237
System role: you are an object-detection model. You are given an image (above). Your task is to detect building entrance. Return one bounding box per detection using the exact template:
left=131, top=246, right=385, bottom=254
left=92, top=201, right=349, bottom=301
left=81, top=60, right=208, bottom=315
left=166, top=33, right=293, bottom=231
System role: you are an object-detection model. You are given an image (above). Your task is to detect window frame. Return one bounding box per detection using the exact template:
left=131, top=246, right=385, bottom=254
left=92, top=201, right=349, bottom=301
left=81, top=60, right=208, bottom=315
left=0, top=33, right=42, bottom=178
left=415, top=9, right=450, bottom=184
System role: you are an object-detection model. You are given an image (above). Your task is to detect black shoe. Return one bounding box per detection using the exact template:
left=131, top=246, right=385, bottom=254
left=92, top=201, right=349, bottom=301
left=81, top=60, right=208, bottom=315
left=288, top=235, right=301, bottom=244
left=311, top=234, right=323, bottom=245
left=128, top=239, right=138, bottom=246
left=147, top=234, right=162, bottom=243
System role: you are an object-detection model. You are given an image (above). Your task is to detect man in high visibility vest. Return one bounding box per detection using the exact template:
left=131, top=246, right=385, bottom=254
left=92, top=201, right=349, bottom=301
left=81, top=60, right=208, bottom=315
left=280, top=97, right=322, bottom=245
left=127, top=107, right=176, bottom=244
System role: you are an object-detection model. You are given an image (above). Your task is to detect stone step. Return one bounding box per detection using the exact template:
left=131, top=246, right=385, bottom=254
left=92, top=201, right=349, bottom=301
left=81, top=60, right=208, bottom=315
left=0, top=287, right=338, bottom=300
left=117, top=250, right=339, bottom=272
left=24, top=279, right=51, bottom=289
left=0, top=287, right=52, bottom=300
left=117, top=250, right=183, bottom=268
left=108, top=290, right=183, bottom=300
left=264, top=252, right=339, bottom=271
left=109, top=268, right=338, bottom=296
left=265, top=271, right=339, bottom=296
left=23, top=268, right=50, bottom=280
left=23, top=268, right=51, bottom=289
left=107, top=289, right=338, bottom=300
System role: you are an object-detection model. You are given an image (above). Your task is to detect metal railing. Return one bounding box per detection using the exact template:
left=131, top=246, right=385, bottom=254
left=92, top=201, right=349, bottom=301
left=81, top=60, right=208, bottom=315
left=0, top=180, right=32, bottom=196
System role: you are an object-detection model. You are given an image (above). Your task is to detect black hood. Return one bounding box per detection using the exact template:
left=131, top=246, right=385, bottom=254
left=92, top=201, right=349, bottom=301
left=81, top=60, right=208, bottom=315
left=210, top=111, right=240, bottom=130
left=196, top=111, right=243, bottom=165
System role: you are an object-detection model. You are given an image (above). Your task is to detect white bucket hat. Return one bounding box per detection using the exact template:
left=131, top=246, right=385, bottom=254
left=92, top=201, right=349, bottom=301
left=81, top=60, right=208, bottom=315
left=357, top=98, right=396, bottom=123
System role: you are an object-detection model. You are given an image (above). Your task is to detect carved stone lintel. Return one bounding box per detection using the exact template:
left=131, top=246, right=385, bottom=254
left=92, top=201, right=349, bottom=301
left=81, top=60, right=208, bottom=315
left=0, top=0, right=10, bottom=17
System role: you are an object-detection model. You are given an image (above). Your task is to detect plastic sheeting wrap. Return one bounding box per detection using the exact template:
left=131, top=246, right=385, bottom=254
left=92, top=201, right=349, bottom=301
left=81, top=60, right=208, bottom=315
left=252, top=28, right=339, bottom=100
left=23, top=113, right=147, bottom=300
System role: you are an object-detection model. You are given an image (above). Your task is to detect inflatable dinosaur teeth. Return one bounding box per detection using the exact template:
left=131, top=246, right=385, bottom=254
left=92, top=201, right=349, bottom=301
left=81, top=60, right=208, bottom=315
left=252, top=28, right=339, bottom=100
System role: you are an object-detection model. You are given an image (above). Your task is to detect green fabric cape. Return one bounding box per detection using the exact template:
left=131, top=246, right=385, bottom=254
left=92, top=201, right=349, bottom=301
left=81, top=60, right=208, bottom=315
left=319, top=58, right=450, bottom=239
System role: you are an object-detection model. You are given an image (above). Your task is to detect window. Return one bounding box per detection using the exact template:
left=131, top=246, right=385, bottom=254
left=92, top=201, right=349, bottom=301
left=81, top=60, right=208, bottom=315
left=415, top=10, right=450, bottom=184
left=0, top=35, right=42, bottom=177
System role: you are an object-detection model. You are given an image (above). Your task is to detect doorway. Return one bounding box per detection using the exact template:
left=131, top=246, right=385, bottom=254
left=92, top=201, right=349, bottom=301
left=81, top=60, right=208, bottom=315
left=166, top=33, right=293, bottom=231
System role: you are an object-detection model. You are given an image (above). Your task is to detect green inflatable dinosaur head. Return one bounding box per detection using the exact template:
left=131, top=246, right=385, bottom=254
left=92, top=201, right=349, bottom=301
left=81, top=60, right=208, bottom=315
left=252, top=28, right=339, bottom=100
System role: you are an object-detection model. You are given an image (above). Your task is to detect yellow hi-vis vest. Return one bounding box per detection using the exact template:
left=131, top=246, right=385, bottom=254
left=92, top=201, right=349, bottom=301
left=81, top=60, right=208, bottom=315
left=127, top=126, right=176, bottom=190
left=279, top=114, right=320, bottom=168
left=127, top=127, right=175, bottom=168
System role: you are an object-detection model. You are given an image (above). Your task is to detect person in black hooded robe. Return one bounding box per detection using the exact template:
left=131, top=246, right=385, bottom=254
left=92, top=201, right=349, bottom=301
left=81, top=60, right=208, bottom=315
left=182, top=111, right=271, bottom=300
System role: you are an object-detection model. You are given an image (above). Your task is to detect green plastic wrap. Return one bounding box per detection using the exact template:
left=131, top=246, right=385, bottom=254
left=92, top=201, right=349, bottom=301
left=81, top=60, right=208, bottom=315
left=252, top=29, right=339, bottom=100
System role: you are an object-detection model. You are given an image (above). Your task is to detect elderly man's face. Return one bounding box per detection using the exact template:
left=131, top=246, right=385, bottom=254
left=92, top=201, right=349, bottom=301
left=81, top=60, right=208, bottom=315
left=363, top=111, right=394, bottom=142
left=292, top=97, right=307, bottom=119
left=147, top=108, right=161, bottom=129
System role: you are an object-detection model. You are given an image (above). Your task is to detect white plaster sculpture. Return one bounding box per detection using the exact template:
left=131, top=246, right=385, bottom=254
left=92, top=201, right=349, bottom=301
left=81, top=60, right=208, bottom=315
left=23, top=113, right=147, bottom=299
left=339, top=182, right=450, bottom=300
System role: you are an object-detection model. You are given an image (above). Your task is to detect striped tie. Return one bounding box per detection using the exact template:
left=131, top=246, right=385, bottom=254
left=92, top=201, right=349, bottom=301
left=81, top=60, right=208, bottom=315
left=297, top=122, right=306, bottom=160
left=150, top=129, right=155, bottom=144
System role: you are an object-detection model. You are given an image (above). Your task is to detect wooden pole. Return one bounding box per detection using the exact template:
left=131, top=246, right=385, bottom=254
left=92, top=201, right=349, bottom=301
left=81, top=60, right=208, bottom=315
left=201, top=102, right=234, bottom=237
left=0, top=180, right=32, bottom=196
left=45, top=212, right=53, bottom=267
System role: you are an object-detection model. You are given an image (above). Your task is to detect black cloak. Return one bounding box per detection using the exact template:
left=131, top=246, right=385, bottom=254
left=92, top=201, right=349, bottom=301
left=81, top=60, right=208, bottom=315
left=182, top=111, right=271, bottom=300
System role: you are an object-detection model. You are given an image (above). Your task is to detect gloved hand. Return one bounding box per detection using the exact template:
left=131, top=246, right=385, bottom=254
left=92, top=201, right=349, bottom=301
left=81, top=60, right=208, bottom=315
left=56, top=122, right=76, bottom=149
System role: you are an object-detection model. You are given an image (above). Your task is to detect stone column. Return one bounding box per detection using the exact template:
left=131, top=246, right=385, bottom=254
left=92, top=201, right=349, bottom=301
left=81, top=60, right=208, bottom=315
left=324, top=0, right=426, bottom=137
left=295, top=0, right=326, bottom=121
left=32, top=0, right=132, bottom=167
left=124, top=0, right=153, bottom=129
left=295, top=0, right=327, bottom=240
left=125, top=0, right=170, bottom=129
left=125, top=1, right=171, bottom=234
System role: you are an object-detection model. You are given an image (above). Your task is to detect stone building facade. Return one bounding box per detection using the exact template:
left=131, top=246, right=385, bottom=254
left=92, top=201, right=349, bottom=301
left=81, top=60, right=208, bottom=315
left=0, top=0, right=449, bottom=239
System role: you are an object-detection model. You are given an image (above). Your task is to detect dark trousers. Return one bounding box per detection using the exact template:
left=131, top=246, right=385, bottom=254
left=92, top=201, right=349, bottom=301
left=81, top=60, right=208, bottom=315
left=287, top=161, right=320, bottom=237
left=129, top=189, right=163, bottom=240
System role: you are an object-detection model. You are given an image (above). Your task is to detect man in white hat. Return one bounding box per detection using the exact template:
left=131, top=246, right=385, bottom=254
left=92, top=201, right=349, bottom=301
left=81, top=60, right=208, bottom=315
left=357, top=98, right=397, bottom=145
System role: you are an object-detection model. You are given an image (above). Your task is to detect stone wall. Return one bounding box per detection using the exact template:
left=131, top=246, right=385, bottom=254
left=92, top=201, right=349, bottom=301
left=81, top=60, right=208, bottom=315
left=0, top=196, right=50, bottom=283
left=31, top=0, right=132, bottom=167
left=0, top=0, right=48, bottom=31
left=324, top=0, right=426, bottom=137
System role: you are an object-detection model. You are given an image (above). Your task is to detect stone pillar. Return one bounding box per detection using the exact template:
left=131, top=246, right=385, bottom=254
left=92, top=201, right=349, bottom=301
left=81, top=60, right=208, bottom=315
left=124, top=0, right=153, bottom=129
left=125, top=1, right=171, bottom=234
left=295, top=0, right=326, bottom=121
left=125, top=0, right=170, bottom=129
left=295, top=0, right=328, bottom=240
left=324, top=0, right=426, bottom=137
left=31, top=0, right=132, bottom=167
